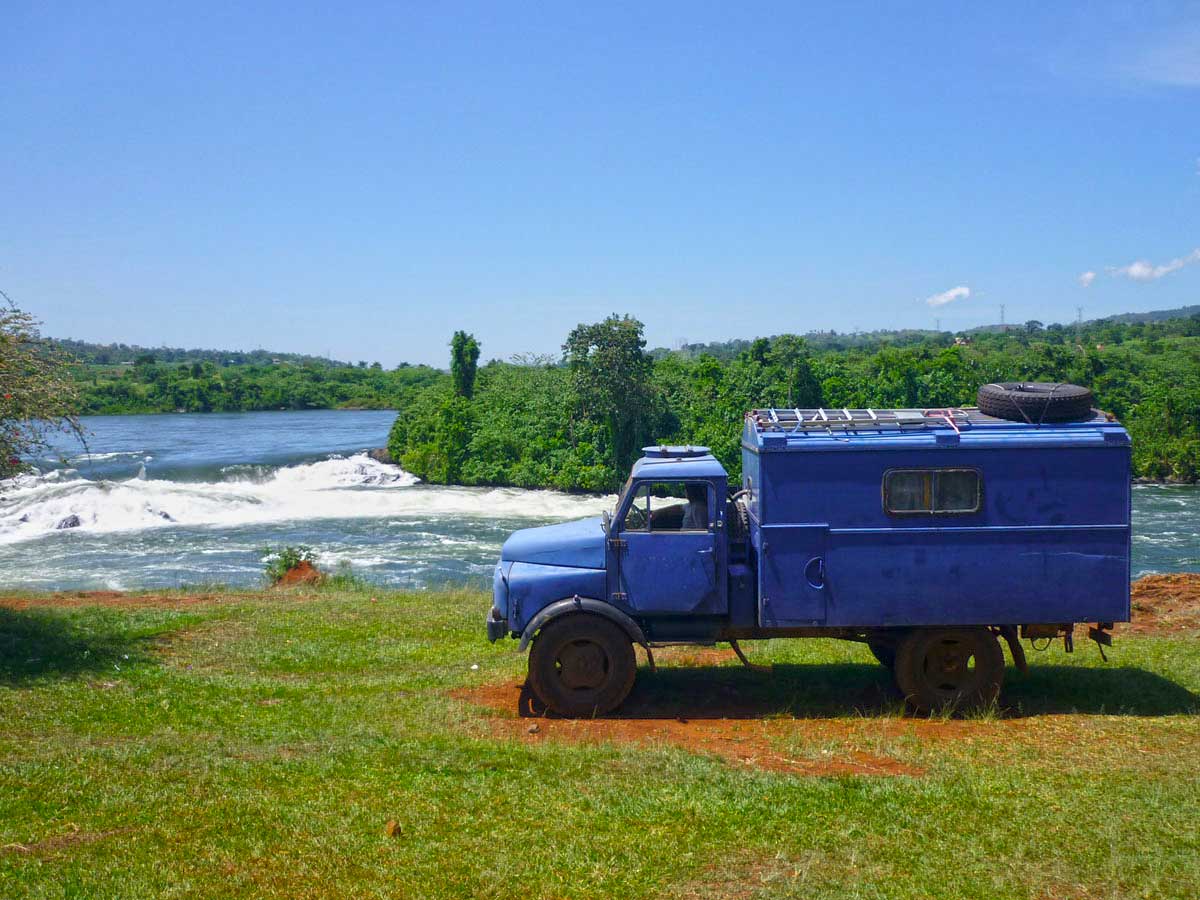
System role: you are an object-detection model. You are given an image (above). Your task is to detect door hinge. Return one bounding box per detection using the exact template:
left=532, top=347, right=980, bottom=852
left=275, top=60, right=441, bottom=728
left=611, top=592, right=628, bottom=602
left=608, top=538, right=627, bottom=552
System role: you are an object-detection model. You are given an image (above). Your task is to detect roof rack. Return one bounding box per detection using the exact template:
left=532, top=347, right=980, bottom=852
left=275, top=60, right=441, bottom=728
left=749, top=407, right=974, bottom=436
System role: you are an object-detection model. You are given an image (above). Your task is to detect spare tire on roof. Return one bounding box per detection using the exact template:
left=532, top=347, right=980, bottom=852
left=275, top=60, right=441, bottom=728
left=976, top=382, right=1094, bottom=423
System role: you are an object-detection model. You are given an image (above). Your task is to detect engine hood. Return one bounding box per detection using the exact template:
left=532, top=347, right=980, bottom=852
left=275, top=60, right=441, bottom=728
left=500, top=517, right=606, bottom=569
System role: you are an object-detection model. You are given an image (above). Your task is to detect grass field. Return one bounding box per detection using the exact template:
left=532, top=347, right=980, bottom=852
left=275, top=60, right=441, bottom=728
left=2, top=585, right=1198, bottom=899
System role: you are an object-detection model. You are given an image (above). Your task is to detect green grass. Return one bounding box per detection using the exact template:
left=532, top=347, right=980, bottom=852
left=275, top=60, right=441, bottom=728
left=1, top=587, right=1198, bottom=899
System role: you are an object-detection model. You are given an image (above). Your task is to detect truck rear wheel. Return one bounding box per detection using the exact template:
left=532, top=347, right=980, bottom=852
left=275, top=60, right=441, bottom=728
left=895, top=628, right=1004, bottom=713
left=527, top=614, right=636, bottom=717
left=867, top=641, right=897, bottom=669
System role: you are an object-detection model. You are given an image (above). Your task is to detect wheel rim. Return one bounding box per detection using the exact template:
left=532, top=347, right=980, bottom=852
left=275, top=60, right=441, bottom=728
left=921, top=636, right=979, bottom=698
left=554, top=639, right=611, bottom=692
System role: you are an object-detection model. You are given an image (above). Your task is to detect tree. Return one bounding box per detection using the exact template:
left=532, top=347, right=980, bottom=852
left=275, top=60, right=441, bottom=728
left=767, top=335, right=822, bottom=407
left=450, top=331, right=481, bottom=399
left=0, top=296, right=83, bottom=479
left=563, top=314, right=656, bottom=478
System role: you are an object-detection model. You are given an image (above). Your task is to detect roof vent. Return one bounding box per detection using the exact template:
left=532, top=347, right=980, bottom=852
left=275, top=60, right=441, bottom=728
left=641, top=445, right=711, bottom=459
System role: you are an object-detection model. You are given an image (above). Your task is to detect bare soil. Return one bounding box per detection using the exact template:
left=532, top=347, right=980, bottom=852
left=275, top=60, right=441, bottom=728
left=456, top=574, right=1200, bottom=774
left=1127, top=573, right=1200, bottom=635
left=0, top=591, right=223, bottom=610
left=454, top=680, right=928, bottom=777
left=275, top=560, right=324, bottom=586
left=0, top=589, right=327, bottom=610
left=1, top=827, right=131, bottom=858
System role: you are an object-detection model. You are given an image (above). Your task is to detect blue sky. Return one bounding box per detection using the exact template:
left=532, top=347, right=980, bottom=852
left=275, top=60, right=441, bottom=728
left=3, top=2, right=1199, bottom=366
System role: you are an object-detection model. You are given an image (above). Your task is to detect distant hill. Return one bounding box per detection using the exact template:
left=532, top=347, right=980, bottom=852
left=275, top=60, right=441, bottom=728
left=650, top=329, right=949, bottom=360
left=54, top=338, right=366, bottom=369
left=651, top=303, right=1200, bottom=358
left=1100, top=304, right=1200, bottom=324
left=56, top=302, right=1200, bottom=368
left=967, top=304, right=1200, bottom=333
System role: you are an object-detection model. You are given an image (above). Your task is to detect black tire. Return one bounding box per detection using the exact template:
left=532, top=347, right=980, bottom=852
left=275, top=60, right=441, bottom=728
left=895, top=628, right=1004, bottom=713
left=527, top=614, right=636, bottom=717
left=867, top=640, right=897, bottom=669
left=976, top=382, right=1093, bottom=423
left=727, top=498, right=750, bottom=543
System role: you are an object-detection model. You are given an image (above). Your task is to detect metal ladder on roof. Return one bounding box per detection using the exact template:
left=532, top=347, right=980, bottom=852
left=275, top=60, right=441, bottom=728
left=751, top=407, right=973, bottom=435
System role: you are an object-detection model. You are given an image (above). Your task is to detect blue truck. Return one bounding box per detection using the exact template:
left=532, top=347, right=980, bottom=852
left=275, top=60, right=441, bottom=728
left=488, top=382, right=1131, bottom=715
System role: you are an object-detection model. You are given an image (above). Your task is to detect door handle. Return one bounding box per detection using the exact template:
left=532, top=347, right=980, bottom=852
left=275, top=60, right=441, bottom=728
left=697, top=548, right=713, bottom=556
left=804, top=556, right=825, bottom=589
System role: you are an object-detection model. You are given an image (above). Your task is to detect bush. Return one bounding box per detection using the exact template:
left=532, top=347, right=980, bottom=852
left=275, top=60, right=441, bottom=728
left=1, top=297, right=84, bottom=479
left=262, top=545, right=318, bottom=584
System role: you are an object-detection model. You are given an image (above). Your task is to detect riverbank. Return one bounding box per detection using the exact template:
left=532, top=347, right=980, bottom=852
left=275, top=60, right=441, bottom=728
left=2, top=579, right=1198, bottom=898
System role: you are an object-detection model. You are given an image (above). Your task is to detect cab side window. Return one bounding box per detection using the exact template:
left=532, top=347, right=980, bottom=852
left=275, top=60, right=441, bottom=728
left=621, top=481, right=711, bottom=532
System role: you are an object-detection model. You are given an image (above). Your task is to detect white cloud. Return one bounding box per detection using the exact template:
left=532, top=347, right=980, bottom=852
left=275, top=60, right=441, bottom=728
left=924, top=286, right=971, bottom=308
left=1078, top=271, right=1096, bottom=288
left=1108, top=248, right=1200, bottom=282
left=1124, top=25, right=1200, bottom=87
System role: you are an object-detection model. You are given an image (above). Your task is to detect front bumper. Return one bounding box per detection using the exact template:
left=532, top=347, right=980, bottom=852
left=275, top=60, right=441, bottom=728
left=486, top=607, right=507, bottom=642
left=489, top=560, right=511, bottom=642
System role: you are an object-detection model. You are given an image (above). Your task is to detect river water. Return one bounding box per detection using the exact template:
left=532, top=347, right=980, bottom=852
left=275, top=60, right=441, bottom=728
left=0, top=410, right=1195, bottom=591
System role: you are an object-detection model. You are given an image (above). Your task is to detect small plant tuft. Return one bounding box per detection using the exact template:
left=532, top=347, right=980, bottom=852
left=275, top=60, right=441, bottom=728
left=321, top=561, right=374, bottom=592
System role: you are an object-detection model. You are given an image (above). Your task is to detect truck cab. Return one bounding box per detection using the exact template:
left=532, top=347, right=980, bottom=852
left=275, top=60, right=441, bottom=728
left=488, top=392, right=1132, bottom=718
left=488, top=447, right=732, bottom=640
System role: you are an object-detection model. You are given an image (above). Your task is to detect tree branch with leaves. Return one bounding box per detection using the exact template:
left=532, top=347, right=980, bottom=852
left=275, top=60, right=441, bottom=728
left=0, top=294, right=84, bottom=479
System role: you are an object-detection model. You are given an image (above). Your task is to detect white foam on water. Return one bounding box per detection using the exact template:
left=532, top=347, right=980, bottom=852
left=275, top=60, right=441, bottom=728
left=69, top=450, right=149, bottom=463
left=0, top=453, right=614, bottom=546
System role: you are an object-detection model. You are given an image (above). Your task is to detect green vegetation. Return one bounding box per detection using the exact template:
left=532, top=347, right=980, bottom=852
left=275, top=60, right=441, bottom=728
left=0, top=298, right=83, bottom=479
left=450, top=330, right=481, bottom=400
left=53, top=310, right=1200, bottom=484
left=260, top=545, right=319, bottom=584
left=564, top=314, right=659, bottom=475
left=1, top=588, right=1198, bottom=898
left=73, top=353, right=442, bottom=415
left=57, top=337, right=360, bottom=369
left=389, top=313, right=1200, bottom=489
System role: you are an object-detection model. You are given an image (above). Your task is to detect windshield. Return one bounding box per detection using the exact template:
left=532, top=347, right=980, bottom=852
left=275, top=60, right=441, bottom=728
left=613, top=476, right=634, bottom=518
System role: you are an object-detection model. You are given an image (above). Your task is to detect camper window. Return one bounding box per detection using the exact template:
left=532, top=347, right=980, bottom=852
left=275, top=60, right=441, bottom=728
left=884, top=469, right=981, bottom=516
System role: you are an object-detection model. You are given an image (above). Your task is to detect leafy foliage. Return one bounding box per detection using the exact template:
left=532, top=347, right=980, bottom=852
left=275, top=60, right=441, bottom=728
left=75, top=356, right=443, bottom=415
left=0, top=297, right=84, bottom=479
left=389, top=313, right=1200, bottom=488
left=56, top=337, right=358, bottom=368
left=449, top=331, right=481, bottom=399
left=563, top=314, right=661, bottom=475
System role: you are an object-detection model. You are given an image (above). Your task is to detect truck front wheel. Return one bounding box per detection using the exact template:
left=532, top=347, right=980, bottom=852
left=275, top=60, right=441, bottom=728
left=895, top=628, right=1004, bottom=713
left=527, top=614, right=636, bottom=717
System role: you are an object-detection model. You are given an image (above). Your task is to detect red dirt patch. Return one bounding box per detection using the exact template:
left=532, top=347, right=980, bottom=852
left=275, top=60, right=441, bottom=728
left=2, top=826, right=131, bottom=857
left=0, top=592, right=222, bottom=610
left=652, top=645, right=740, bottom=668
left=1128, top=574, right=1200, bottom=635
left=0, top=590, right=336, bottom=610
left=274, top=561, right=323, bottom=586
left=454, top=681, right=926, bottom=778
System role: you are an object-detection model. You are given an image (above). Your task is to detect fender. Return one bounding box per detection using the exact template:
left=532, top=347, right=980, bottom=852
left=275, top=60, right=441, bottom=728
left=517, top=595, right=648, bottom=652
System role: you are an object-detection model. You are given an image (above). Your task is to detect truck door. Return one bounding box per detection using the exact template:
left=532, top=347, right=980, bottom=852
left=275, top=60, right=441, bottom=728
left=608, top=480, right=725, bottom=615
left=757, top=524, right=829, bottom=626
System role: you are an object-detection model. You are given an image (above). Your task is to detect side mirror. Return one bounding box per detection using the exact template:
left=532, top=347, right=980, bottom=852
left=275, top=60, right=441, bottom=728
left=601, top=510, right=611, bottom=534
